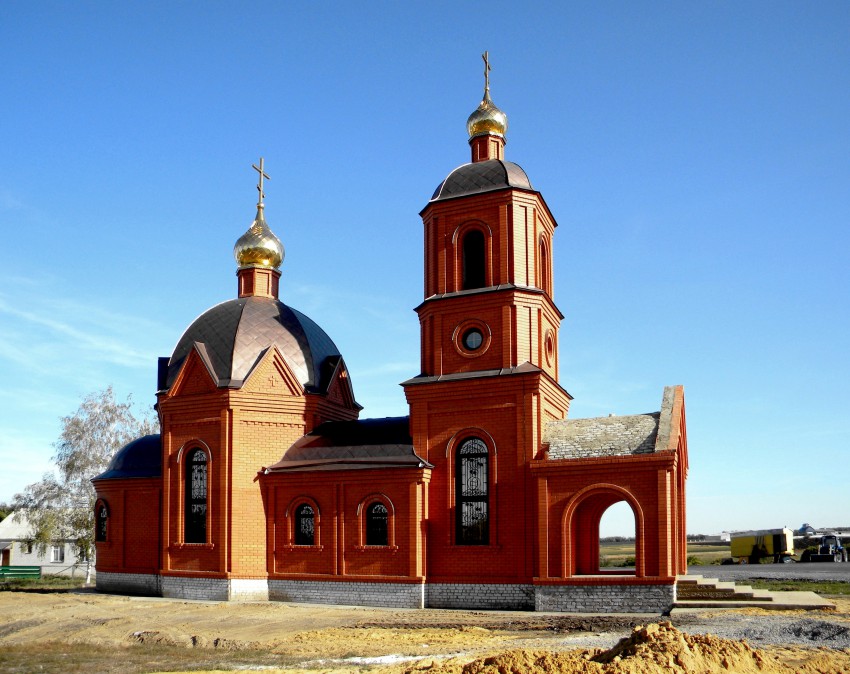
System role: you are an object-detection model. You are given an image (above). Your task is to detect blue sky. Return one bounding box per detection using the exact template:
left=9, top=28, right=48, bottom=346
left=1, top=2, right=847, bottom=535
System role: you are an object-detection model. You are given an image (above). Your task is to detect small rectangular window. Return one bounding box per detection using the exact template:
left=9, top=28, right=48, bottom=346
left=51, top=545, right=65, bottom=563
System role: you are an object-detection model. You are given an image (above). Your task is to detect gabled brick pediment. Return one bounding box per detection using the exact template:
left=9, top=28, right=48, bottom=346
left=324, top=357, right=358, bottom=409
left=241, top=344, right=304, bottom=397
left=167, top=343, right=219, bottom=397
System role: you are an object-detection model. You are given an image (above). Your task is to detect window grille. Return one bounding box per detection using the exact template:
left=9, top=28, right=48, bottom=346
left=456, top=438, right=489, bottom=545
left=294, top=504, right=315, bottom=546
left=96, top=503, right=108, bottom=542
left=185, top=449, right=207, bottom=543
left=366, top=502, right=389, bottom=546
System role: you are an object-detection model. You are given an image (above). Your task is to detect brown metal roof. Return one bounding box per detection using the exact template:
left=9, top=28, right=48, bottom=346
left=267, top=416, right=431, bottom=473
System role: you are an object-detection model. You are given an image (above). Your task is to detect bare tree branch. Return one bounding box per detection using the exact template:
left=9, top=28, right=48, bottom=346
left=12, top=386, right=157, bottom=573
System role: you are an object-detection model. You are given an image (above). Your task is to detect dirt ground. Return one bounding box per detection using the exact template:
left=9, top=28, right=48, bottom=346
left=1, top=590, right=850, bottom=673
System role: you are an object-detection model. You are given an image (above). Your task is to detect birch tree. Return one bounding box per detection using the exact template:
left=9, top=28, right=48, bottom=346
left=12, top=387, right=157, bottom=582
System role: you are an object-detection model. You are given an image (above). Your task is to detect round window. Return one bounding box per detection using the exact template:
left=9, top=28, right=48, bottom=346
left=462, top=328, right=483, bottom=351
left=453, top=320, right=491, bottom=357
left=544, top=330, right=555, bottom=366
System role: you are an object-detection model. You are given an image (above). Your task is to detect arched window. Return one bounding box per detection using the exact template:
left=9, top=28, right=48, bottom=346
left=456, top=438, right=489, bottom=545
left=539, top=237, right=551, bottom=293
left=95, top=502, right=108, bottom=542
left=294, top=504, right=315, bottom=546
left=366, top=502, right=389, bottom=546
left=184, top=448, right=207, bottom=544
left=462, top=229, right=486, bottom=290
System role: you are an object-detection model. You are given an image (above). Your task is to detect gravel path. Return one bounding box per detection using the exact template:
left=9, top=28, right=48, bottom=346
left=673, top=611, right=850, bottom=649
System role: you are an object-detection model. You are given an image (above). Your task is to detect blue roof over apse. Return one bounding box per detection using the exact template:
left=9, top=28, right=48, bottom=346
left=92, top=434, right=162, bottom=481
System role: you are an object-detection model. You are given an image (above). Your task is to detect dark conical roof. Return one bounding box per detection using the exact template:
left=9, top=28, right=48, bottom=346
left=431, top=159, right=532, bottom=202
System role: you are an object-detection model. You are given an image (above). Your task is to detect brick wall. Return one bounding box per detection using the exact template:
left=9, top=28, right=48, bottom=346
left=269, top=579, right=425, bottom=608
left=427, top=583, right=534, bottom=610
left=95, top=572, right=676, bottom=614
left=161, top=575, right=230, bottom=601
left=535, top=583, right=675, bottom=613
left=96, top=571, right=160, bottom=596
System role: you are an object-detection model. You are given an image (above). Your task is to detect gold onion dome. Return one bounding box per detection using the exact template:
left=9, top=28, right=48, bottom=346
left=467, top=90, right=508, bottom=139
left=467, top=51, right=508, bottom=140
left=234, top=205, right=285, bottom=269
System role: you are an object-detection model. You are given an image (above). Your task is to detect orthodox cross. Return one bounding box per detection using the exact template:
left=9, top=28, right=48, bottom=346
left=252, top=157, right=270, bottom=205
left=482, top=51, right=491, bottom=97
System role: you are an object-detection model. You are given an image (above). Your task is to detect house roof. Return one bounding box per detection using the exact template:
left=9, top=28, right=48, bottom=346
left=0, top=513, right=33, bottom=541
left=267, top=416, right=431, bottom=472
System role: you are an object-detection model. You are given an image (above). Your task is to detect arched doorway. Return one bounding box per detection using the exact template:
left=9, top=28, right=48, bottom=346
left=565, top=485, right=644, bottom=577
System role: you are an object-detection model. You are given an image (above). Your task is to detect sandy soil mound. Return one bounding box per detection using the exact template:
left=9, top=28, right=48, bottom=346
left=415, top=622, right=787, bottom=674
left=591, top=621, right=775, bottom=673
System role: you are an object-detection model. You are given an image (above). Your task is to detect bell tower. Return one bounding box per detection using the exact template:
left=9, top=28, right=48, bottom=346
left=413, top=53, right=568, bottom=390
left=403, top=55, right=572, bottom=602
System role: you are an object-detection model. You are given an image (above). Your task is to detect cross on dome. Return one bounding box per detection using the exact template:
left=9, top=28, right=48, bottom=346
left=482, top=51, right=491, bottom=99
left=234, top=157, right=285, bottom=274
left=466, top=51, right=508, bottom=144
left=252, top=157, right=270, bottom=205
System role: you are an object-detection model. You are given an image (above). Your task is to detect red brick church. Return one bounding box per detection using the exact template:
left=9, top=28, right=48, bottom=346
left=93, top=62, right=689, bottom=613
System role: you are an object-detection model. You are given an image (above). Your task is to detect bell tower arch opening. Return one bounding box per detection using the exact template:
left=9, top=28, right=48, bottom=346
left=461, top=229, right=486, bottom=290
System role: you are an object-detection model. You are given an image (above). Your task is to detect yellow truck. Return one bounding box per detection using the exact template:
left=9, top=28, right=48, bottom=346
left=730, top=528, right=795, bottom=564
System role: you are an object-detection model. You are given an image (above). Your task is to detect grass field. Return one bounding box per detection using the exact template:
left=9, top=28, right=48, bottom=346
left=0, top=575, right=86, bottom=592
left=599, top=540, right=730, bottom=567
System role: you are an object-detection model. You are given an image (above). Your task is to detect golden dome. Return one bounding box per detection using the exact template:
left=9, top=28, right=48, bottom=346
left=467, top=91, right=508, bottom=139
left=234, top=205, right=285, bottom=269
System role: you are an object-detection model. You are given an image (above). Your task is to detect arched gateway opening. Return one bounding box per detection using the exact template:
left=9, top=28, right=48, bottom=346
left=599, top=501, right=636, bottom=572
left=566, top=486, right=643, bottom=577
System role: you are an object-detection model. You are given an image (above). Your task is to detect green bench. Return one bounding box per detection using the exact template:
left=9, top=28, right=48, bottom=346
left=0, top=566, right=42, bottom=579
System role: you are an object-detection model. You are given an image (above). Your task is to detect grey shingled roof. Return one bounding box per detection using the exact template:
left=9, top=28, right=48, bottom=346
left=544, top=413, right=661, bottom=460
left=166, top=296, right=343, bottom=392
left=267, top=416, right=431, bottom=472
left=431, top=160, right=533, bottom=201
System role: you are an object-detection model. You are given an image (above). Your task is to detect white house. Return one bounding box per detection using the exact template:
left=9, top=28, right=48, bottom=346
left=0, top=514, right=89, bottom=576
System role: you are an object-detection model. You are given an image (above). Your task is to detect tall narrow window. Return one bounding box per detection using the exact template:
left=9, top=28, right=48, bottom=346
left=294, top=504, right=315, bottom=546
left=366, top=502, right=389, bottom=546
left=185, top=448, right=207, bottom=544
left=95, top=503, right=108, bottom=542
left=539, top=238, right=551, bottom=293
left=456, top=438, right=489, bottom=545
left=462, top=230, right=486, bottom=290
